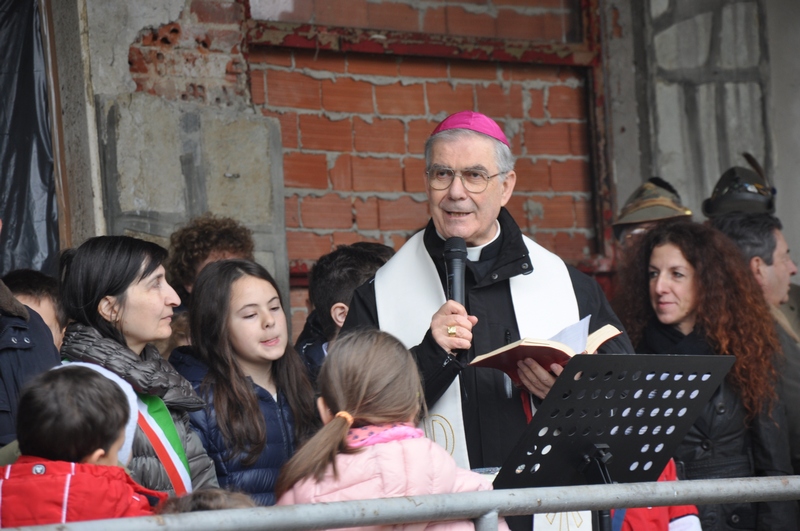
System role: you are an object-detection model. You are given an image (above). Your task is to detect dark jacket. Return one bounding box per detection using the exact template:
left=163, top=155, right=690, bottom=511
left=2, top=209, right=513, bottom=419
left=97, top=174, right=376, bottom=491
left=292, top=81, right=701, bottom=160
left=343, top=208, right=634, bottom=468
left=639, top=321, right=798, bottom=531
left=776, top=324, right=800, bottom=475
left=171, top=347, right=297, bottom=506
left=60, top=323, right=218, bottom=494
left=0, top=280, right=61, bottom=446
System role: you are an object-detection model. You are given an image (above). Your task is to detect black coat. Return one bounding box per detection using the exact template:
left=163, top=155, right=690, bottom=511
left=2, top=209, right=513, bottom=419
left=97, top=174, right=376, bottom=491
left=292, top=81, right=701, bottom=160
left=344, top=208, right=634, bottom=468
left=171, top=347, right=298, bottom=506
left=639, top=321, right=799, bottom=531
left=0, top=280, right=61, bottom=446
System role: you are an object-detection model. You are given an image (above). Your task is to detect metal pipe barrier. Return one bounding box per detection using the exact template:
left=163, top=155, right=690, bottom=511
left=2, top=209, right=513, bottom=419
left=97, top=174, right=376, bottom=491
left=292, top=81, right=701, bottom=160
left=16, top=475, right=800, bottom=531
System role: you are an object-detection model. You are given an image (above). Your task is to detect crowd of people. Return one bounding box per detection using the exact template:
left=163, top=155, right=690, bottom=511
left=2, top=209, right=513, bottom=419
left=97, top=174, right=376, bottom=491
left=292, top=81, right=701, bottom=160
left=0, top=111, right=798, bottom=531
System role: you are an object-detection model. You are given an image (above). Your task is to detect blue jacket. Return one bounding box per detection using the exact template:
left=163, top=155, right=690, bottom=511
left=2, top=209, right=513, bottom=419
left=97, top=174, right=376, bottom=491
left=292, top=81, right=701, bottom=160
left=170, top=347, right=296, bottom=506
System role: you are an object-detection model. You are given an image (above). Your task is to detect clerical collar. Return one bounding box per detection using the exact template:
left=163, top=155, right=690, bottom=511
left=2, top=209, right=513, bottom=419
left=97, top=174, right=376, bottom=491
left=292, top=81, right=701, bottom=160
left=435, top=221, right=502, bottom=262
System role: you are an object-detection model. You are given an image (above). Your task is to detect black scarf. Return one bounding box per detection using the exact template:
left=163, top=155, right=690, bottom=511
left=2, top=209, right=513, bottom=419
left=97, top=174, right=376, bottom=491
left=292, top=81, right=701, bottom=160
left=638, top=319, right=715, bottom=357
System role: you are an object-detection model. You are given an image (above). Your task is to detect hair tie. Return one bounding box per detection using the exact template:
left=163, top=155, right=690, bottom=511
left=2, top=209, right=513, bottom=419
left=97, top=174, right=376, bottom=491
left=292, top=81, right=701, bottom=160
left=335, top=411, right=354, bottom=427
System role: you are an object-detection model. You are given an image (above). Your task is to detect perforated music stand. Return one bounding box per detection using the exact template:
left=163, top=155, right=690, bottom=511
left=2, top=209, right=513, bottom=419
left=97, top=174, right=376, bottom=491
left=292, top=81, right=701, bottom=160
left=493, top=354, right=735, bottom=530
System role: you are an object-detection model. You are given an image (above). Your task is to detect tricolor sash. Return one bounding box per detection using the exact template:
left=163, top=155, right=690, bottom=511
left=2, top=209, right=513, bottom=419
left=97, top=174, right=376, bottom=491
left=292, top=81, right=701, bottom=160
left=137, top=394, right=192, bottom=495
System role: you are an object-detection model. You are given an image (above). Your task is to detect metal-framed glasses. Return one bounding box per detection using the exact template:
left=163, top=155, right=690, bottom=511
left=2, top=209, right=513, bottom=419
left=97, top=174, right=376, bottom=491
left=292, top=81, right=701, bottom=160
left=426, top=165, right=503, bottom=193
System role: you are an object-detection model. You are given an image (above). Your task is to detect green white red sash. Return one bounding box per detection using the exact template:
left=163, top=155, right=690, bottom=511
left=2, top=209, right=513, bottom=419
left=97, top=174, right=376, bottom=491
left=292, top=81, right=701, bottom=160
left=136, top=394, right=192, bottom=495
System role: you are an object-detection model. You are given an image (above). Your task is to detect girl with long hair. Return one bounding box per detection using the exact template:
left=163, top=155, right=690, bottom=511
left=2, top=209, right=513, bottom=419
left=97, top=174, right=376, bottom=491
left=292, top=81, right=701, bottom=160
left=172, top=259, right=318, bottom=505
left=276, top=328, right=507, bottom=531
left=615, top=220, right=797, bottom=530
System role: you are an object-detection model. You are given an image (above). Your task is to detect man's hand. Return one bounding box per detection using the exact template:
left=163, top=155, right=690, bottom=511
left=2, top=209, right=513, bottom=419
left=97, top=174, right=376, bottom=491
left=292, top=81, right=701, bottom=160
left=517, top=358, right=564, bottom=399
left=430, top=300, right=478, bottom=354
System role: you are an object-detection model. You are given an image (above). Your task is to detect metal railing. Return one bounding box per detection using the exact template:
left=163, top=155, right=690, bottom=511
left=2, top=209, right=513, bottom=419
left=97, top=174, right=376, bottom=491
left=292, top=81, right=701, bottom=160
left=17, top=476, right=800, bottom=531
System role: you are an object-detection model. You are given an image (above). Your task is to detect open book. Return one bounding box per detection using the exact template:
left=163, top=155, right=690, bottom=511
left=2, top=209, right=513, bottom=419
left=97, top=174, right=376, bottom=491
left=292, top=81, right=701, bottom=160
left=468, top=323, right=622, bottom=385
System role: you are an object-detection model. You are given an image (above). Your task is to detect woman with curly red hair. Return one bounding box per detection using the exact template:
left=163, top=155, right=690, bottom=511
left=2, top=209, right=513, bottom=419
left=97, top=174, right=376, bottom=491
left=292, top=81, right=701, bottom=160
left=615, top=220, right=797, bottom=530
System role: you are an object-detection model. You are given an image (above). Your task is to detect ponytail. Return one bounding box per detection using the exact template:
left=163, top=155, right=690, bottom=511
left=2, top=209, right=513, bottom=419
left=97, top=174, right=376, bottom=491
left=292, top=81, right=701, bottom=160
left=275, top=410, right=356, bottom=498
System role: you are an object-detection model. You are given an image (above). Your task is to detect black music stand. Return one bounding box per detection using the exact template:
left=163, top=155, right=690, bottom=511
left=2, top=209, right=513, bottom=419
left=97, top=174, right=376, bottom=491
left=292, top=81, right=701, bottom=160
left=493, top=354, right=735, bottom=531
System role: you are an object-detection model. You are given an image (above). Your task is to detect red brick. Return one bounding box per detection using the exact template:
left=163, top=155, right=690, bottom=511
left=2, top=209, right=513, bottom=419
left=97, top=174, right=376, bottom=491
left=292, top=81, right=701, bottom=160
left=378, top=196, right=430, bottom=230
left=528, top=89, right=545, bottom=119
left=568, top=122, right=589, bottom=156
left=261, top=109, right=299, bottom=149
left=507, top=64, right=572, bottom=83
left=408, top=119, right=435, bottom=154
left=575, top=198, right=595, bottom=229
left=284, top=152, right=328, bottom=189
left=530, top=231, right=556, bottom=253
left=399, top=57, right=448, bottom=79
left=315, top=0, right=368, bottom=27
left=551, top=159, right=591, bottom=192
left=427, top=82, right=474, bottom=116
left=285, top=195, right=300, bottom=228
left=347, top=54, right=400, bottom=77
left=248, top=46, right=293, bottom=66
left=554, top=232, right=594, bottom=261
left=156, top=23, right=181, bottom=47
left=250, top=70, right=266, bottom=105
left=542, top=13, right=567, bottom=42
left=352, top=157, right=403, bottom=192
left=504, top=195, right=530, bottom=229
left=367, top=2, right=420, bottom=32
left=300, top=194, right=353, bottom=229
left=294, top=49, right=346, bottom=73
left=269, top=0, right=313, bottom=22
left=422, top=7, right=447, bottom=34
left=548, top=85, right=586, bottom=119
left=287, top=231, right=333, bottom=261
left=190, top=0, right=243, bottom=24
left=496, top=11, right=548, bottom=41
left=495, top=0, right=565, bottom=5
left=266, top=70, right=321, bottom=109
left=206, top=28, right=243, bottom=53
left=391, top=233, right=411, bottom=251
left=375, top=83, right=425, bottom=115
left=524, top=122, right=571, bottom=156
left=321, top=78, right=374, bottom=114
left=128, top=47, right=148, bottom=74
left=536, top=195, right=578, bottom=229
left=476, top=84, right=524, bottom=118
left=332, top=231, right=364, bottom=246
left=291, top=308, right=308, bottom=343
left=331, top=154, right=353, bottom=190
left=403, top=157, right=428, bottom=193
left=445, top=6, right=497, bottom=38
left=513, top=158, right=550, bottom=192
left=290, top=287, right=309, bottom=311
left=354, top=197, right=379, bottom=230
left=299, top=114, right=353, bottom=152
left=450, top=59, right=498, bottom=81
left=353, top=118, right=405, bottom=154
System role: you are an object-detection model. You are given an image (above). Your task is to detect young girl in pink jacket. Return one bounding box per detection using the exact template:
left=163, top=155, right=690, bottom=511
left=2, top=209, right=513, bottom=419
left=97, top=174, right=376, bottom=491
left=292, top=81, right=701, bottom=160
left=276, top=329, right=508, bottom=531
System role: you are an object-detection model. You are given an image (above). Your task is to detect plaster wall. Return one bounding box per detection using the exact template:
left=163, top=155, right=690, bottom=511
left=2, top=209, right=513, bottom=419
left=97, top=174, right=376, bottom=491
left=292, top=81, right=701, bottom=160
left=765, top=0, right=800, bottom=266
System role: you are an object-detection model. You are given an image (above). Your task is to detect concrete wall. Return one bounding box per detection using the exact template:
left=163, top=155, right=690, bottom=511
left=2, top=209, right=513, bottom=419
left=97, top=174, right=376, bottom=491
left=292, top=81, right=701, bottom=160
left=765, top=0, right=800, bottom=264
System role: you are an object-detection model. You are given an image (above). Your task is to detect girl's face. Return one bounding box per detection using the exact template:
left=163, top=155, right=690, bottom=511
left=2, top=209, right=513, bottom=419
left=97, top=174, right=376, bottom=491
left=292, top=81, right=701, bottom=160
left=648, top=243, right=698, bottom=335
left=117, top=264, right=181, bottom=354
left=227, top=275, right=288, bottom=373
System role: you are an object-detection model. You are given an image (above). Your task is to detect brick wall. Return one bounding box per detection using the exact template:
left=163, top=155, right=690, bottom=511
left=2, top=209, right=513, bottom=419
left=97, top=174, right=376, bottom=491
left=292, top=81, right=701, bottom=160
left=126, top=0, right=595, bottom=341
left=249, top=48, right=594, bottom=338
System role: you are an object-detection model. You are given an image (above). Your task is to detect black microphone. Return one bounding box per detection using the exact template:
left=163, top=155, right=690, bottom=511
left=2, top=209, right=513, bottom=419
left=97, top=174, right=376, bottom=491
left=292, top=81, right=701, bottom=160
left=443, top=237, right=467, bottom=305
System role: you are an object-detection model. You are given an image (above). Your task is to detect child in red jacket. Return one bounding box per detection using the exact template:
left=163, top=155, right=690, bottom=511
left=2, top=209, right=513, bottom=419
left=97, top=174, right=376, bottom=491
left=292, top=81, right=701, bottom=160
left=0, top=365, right=166, bottom=527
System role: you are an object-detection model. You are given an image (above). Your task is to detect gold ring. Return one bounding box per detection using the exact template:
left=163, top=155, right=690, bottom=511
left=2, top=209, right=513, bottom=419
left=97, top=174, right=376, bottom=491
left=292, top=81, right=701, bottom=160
left=447, top=325, right=457, bottom=337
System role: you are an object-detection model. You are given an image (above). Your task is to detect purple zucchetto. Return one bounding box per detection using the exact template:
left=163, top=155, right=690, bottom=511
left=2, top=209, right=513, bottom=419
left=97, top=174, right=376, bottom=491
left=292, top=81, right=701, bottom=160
left=430, top=111, right=510, bottom=147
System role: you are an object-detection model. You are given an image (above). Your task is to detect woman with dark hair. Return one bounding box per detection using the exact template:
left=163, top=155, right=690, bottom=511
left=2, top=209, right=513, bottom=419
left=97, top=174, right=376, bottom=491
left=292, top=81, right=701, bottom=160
left=615, top=220, right=798, bottom=530
left=170, top=259, right=318, bottom=505
left=59, top=235, right=217, bottom=494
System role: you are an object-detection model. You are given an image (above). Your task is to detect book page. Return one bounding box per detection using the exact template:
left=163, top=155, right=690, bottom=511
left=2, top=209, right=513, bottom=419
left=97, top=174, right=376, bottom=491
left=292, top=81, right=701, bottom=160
left=547, top=315, right=591, bottom=354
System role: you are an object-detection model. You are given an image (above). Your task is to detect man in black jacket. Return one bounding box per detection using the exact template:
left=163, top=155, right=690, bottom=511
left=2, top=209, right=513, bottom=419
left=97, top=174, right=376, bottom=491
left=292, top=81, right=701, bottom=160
left=343, top=111, right=633, bottom=470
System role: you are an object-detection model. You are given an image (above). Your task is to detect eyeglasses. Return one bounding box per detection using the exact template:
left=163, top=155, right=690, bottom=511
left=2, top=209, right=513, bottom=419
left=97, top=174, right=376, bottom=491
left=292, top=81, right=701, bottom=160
left=426, top=166, right=503, bottom=193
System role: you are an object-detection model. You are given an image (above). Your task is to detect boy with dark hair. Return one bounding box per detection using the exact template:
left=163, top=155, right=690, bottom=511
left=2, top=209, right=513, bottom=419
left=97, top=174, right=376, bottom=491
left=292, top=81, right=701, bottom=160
left=295, top=243, right=394, bottom=383
left=2, top=268, right=67, bottom=349
left=0, top=366, right=166, bottom=526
